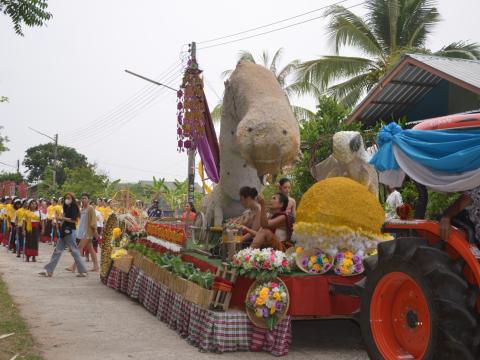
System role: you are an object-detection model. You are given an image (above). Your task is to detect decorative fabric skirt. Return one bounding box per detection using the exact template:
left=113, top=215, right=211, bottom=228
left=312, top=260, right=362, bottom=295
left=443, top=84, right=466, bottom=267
left=40, top=220, right=50, bottom=242
left=25, top=223, right=40, bottom=257
left=8, top=223, right=16, bottom=250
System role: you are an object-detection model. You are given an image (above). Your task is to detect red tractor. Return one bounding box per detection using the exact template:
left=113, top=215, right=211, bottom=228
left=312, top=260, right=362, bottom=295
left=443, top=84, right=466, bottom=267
left=356, top=112, right=480, bottom=359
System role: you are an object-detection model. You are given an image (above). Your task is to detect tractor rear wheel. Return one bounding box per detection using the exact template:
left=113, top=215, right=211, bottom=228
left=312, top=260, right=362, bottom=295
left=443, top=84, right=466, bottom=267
left=360, top=237, right=479, bottom=360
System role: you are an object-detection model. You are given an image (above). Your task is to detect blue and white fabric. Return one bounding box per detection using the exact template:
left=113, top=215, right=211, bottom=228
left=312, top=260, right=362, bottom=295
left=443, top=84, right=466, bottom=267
left=370, top=123, right=480, bottom=192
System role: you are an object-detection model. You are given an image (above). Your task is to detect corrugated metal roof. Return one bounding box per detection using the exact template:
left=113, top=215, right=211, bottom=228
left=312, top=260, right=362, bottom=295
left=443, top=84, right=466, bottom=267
left=347, top=54, right=480, bottom=126
left=409, top=54, right=480, bottom=89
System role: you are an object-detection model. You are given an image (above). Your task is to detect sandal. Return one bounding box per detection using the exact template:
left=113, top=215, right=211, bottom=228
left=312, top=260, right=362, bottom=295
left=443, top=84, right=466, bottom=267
left=39, top=271, right=52, bottom=277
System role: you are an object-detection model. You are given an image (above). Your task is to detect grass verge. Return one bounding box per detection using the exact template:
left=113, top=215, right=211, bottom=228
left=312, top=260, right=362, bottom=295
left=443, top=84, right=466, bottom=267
left=0, top=275, right=43, bottom=360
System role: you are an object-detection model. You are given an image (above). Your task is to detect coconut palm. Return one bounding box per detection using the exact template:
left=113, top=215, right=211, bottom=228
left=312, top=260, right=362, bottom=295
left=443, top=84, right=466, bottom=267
left=212, top=48, right=318, bottom=122
left=297, top=0, right=480, bottom=107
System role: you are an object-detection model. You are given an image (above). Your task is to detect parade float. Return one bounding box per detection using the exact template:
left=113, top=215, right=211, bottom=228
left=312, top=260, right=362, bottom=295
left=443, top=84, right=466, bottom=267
left=102, top=43, right=480, bottom=359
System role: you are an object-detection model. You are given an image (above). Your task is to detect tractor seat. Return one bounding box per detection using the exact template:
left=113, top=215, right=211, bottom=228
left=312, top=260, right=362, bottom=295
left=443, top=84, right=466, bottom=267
left=451, top=210, right=477, bottom=247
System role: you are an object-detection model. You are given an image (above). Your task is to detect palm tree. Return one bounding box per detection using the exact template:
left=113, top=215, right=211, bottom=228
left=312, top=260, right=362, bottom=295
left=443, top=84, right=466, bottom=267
left=297, top=0, right=480, bottom=107
left=212, top=48, right=317, bottom=122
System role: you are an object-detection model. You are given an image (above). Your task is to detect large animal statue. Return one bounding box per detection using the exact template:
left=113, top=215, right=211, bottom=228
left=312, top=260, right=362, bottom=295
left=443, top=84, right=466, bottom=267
left=310, top=131, right=379, bottom=197
left=203, top=61, right=300, bottom=226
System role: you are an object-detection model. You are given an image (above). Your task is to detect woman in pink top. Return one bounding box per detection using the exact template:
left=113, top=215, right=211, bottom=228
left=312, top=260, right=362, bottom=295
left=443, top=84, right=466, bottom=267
left=181, top=202, right=197, bottom=222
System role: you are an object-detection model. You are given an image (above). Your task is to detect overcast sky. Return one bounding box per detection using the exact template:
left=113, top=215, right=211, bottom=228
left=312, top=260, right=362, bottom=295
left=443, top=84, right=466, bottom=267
left=1, top=0, right=479, bottom=183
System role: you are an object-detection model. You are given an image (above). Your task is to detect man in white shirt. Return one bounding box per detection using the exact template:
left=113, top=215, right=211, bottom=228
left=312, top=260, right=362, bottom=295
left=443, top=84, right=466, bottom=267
left=385, top=186, right=403, bottom=220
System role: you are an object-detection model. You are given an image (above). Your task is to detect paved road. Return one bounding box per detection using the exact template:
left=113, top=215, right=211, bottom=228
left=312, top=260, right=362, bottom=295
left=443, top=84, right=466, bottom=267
left=0, top=243, right=368, bottom=360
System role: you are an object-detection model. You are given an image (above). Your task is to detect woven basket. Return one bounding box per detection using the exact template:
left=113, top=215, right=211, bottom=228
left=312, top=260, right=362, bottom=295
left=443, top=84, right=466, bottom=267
left=245, top=278, right=290, bottom=329
left=171, top=276, right=189, bottom=296
left=129, top=250, right=143, bottom=267
left=296, top=248, right=333, bottom=275
left=113, top=255, right=133, bottom=273
left=186, top=281, right=213, bottom=310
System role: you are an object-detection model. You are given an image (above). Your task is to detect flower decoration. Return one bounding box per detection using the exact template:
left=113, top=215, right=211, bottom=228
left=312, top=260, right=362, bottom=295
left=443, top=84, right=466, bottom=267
left=231, top=248, right=291, bottom=280
left=112, top=227, right=122, bottom=239
left=145, top=222, right=186, bottom=246
left=297, top=249, right=332, bottom=274
left=176, top=59, right=207, bottom=152
left=294, top=177, right=392, bottom=255
left=111, top=248, right=127, bottom=260
left=246, top=280, right=289, bottom=330
left=333, top=251, right=364, bottom=276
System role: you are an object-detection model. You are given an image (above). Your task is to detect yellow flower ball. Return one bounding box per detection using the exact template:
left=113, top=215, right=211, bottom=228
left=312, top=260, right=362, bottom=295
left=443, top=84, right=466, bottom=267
left=309, top=256, right=317, bottom=264
left=273, top=292, right=281, bottom=301
left=295, top=247, right=304, bottom=254
left=270, top=306, right=276, bottom=314
left=312, top=264, right=321, bottom=271
left=296, top=177, right=384, bottom=236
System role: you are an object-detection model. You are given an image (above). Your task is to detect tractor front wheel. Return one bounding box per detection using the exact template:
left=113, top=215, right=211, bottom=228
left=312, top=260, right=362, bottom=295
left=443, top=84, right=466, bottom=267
left=360, top=237, right=478, bottom=360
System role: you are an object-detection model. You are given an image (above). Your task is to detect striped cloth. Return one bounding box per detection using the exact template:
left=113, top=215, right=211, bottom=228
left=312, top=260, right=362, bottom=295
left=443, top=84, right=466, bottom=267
left=107, top=266, right=291, bottom=356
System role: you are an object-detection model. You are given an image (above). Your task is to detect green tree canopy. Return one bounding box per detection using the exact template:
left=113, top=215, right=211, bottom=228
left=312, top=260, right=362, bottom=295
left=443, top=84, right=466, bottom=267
left=0, top=172, right=24, bottom=184
left=1, top=0, right=52, bottom=36
left=60, top=166, right=109, bottom=200
left=290, top=96, right=361, bottom=200
left=297, top=0, right=480, bottom=107
left=0, top=126, right=9, bottom=155
left=23, top=143, right=88, bottom=185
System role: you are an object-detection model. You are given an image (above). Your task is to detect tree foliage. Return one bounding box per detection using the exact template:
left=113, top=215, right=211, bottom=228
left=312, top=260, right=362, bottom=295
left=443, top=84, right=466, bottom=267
left=290, top=96, right=361, bottom=200
left=60, top=165, right=109, bottom=200
left=0, top=0, right=52, bottom=36
left=23, top=143, right=88, bottom=185
left=0, top=171, right=23, bottom=184
left=297, top=0, right=480, bottom=107
left=0, top=126, right=9, bottom=155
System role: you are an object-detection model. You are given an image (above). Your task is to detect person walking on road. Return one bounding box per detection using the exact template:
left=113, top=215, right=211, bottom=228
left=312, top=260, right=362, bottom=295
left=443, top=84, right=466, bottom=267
left=67, top=193, right=100, bottom=273
left=40, top=193, right=88, bottom=277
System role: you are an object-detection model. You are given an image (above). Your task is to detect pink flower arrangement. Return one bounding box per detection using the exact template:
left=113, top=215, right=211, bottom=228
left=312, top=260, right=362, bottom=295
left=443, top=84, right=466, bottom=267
left=231, top=248, right=291, bottom=280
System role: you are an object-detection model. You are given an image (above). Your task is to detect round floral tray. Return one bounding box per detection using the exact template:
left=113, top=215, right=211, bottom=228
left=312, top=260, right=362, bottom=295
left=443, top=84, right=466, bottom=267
left=296, top=248, right=333, bottom=275
left=245, top=278, right=290, bottom=330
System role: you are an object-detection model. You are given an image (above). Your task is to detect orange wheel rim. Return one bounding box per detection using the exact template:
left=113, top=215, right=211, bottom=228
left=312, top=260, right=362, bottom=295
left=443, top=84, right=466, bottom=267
left=370, top=272, right=431, bottom=359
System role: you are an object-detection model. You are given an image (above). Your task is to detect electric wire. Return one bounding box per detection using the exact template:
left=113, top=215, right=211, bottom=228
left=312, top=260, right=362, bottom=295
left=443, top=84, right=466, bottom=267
left=62, top=67, right=184, bottom=144
left=61, top=61, right=183, bottom=141
left=197, top=0, right=349, bottom=44
left=198, top=1, right=366, bottom=50
left=62, top=55, right=187, bottom=139
left=64, top=69, right=183, bottom=148
left=62, top=59, right=186, bottom=141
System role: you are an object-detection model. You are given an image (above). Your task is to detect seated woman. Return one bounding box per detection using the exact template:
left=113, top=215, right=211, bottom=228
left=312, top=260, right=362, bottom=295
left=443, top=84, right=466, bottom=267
left=249, top=192, right=293, bottom=251
left=279, top=178, right=296, bottom=219
left=236, top=186, right=261, bottom=245
left=181, top=202, right=197, bottom=222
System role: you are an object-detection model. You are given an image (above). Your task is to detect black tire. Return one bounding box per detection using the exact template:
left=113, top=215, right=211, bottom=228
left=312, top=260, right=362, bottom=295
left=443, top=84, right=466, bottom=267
left=359, top=237, right=479, bottom=360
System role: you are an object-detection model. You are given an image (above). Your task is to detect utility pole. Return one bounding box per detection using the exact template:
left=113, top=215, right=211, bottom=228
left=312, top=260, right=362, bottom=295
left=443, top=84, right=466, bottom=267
left=187, top=41, right=197, bottom=205
left=16, top=160, right=20, bottom=174
left=28, top=127, right=58, bottom=187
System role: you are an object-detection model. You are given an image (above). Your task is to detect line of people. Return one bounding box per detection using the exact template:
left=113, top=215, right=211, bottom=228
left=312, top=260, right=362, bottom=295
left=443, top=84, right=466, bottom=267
left=0, top=192, right=116, bottom=278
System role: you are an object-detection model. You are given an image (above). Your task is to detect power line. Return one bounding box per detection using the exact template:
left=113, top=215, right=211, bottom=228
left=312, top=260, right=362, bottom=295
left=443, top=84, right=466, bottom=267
left=63, top=68, right=183, bottom=145
left=197, top=0, right=349, bottom=44
left=64, top=70, right=183, bottom=148
left=0, top=161, right=16, bottom=169
left=198, top=1, right=366, bottom=50
left=61, top=60, right=183, bottom=140
left=62, top=60, right=186, bottom=141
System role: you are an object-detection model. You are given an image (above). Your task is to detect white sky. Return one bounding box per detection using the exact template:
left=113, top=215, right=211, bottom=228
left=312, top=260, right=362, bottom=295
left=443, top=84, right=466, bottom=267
left=1, top=0, right=479, bottom=183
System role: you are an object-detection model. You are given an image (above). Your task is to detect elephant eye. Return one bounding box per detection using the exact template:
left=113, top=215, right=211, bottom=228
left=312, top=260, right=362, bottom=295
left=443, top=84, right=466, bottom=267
left=248, top=127, right=253, bottom=132
left=283, top=129, right=287, bottom=135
